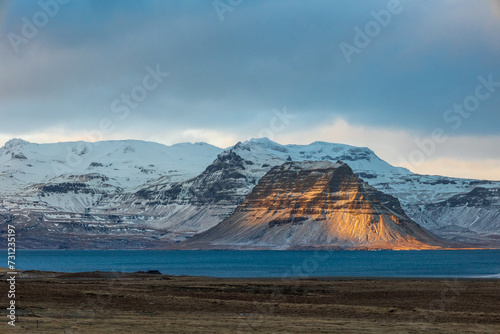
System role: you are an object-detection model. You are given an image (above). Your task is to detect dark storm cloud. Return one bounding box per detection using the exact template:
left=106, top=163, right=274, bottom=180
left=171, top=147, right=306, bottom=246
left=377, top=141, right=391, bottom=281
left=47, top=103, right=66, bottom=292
left=0, top=0, right=499, bottom=136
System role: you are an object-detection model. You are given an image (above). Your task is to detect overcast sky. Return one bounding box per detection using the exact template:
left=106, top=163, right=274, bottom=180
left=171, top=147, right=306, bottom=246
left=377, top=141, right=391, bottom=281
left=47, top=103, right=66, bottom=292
left=0, top=0, right=499, bottom=180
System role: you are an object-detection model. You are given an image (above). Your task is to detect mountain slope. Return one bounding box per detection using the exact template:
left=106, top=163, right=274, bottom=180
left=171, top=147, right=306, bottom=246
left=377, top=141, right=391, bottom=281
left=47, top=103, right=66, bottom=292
left=0, top=138, right=223, bottom=248
left=186, top=161, right=444, bottom=250
left=0, top=138, right=222, bottom=192
left=409, top=187, right=500, bottom=243
left=128, top=138, right=500, bottom=244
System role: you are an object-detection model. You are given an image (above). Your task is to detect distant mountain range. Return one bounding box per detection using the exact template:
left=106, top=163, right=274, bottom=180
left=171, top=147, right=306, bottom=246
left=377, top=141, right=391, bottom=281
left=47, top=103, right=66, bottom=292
left=0, top=137, right=499, bottom=249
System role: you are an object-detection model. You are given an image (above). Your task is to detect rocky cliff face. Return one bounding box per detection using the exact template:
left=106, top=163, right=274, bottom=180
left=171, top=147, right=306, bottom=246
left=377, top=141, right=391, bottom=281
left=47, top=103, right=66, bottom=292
left=186, top=161, right=444, bottom=250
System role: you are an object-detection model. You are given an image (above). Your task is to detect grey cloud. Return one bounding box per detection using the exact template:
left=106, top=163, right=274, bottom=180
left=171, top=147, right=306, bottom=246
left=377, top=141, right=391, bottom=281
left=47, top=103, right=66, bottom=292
left=0, top=0, right=499, bottom=139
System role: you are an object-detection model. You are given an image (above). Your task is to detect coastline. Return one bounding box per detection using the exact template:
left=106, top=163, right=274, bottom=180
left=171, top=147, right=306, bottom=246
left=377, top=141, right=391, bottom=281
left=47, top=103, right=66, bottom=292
left=2, top=267, right=499, bottom=280
left=1, top=268, right=500, bottom=333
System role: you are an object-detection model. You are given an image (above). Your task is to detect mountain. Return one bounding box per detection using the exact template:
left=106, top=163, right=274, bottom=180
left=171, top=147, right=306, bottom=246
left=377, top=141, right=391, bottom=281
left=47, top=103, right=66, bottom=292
left=0, top=138, right=222, bottom=192
left=0, top=138, right=222, bottom=248
left=121, top=138, right=413, bottom=239
left=126, top=138, right=500, bottom=245
left=185, top=161, right=444, bottom=250
left=1, top=137, right=499, bottom=249
left=411, top=187, right=500, bottom=244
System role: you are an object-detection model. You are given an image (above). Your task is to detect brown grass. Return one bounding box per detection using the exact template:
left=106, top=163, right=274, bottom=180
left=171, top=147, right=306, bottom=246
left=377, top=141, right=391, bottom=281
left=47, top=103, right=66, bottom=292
left=1, top=272, right=499, bottom=333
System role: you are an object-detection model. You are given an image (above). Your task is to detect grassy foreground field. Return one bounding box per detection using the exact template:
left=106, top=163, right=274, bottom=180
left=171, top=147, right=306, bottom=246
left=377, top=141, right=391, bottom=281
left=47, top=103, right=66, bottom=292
left=1, top=269, right=500, bottom=333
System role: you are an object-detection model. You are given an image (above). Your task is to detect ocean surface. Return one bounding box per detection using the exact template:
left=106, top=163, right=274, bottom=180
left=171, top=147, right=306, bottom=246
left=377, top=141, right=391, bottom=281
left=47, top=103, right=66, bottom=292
left=4, top=249, right=500, bottom=278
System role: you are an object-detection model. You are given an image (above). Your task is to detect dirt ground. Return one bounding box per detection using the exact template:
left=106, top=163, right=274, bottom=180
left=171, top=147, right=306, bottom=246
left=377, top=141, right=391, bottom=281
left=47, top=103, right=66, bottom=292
left=1, top=269, right=499, bottom=333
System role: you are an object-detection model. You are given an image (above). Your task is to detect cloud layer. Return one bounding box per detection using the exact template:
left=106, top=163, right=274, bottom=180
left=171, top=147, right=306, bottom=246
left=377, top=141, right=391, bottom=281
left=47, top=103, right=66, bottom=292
left=0, top=0, right=499, bottom=179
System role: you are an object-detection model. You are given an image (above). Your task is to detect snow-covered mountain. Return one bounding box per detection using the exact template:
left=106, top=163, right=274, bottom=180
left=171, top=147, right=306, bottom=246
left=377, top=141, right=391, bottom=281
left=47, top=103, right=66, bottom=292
left=0, top=137, right=499, bottom=249
left=185, top=161, right=444, bottom=250
left=125, top=138, right=500, bottom=244
left=0, top=138, right=222, bottom=248
left=0, top=138, right=222, bottom=192
left=124, top=138, right=412, bottom=232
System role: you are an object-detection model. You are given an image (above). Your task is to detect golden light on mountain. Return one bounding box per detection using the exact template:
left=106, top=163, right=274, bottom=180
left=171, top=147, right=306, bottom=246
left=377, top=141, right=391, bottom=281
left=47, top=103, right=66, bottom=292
left=188, top=161, right=445, bottom=250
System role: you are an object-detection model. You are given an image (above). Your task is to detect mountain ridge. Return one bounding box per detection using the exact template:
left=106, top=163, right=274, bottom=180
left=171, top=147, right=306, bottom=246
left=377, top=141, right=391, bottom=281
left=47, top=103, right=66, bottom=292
left=1, top=137, right=499, bottom=249
left=185, top=161, right=444, bottom=250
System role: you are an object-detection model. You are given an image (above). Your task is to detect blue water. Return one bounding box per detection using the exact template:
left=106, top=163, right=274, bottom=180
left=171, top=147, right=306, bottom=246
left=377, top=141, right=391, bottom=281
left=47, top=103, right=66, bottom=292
left=3, top=249, right=500, bottom=278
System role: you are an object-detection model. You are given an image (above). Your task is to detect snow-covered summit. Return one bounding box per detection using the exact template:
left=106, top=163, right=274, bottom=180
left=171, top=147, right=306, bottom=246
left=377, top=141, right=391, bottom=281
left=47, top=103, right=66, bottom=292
left=233, top=137, right=410, bottom=176
left=0, top=138, right=223, bottom=192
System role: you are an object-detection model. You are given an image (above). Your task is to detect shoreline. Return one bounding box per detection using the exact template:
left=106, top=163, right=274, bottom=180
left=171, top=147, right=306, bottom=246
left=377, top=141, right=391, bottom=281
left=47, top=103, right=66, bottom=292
left=3, top=246, right=500, bottom=250
left=1, top=268, right=499, bottom=333
left=2, top=267, right=500, bottom=281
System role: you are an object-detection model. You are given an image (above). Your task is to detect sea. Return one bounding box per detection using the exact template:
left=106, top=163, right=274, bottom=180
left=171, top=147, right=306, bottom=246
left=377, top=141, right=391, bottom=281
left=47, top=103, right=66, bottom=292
left=3, top=249, right=500, bottom=278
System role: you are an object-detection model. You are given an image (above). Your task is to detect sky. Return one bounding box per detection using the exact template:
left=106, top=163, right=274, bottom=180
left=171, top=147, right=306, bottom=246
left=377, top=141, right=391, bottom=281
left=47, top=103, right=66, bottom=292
left=0, top=0, right=499, bottom=180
